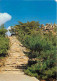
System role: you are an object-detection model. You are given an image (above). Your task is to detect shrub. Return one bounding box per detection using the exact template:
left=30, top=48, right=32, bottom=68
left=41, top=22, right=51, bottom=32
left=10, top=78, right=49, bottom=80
left=0, top=36, right=9, bottom=55
left=24, top=35, right=56, bottom=80
left=0, top=25, right=9, bottom=57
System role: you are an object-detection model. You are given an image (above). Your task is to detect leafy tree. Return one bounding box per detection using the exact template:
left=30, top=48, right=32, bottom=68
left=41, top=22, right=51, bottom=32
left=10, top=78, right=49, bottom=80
left=11, top=21, right=40, bottom=36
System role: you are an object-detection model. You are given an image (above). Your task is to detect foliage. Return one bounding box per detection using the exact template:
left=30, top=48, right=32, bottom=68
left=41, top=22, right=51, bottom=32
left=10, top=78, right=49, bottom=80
left=0, top=24, right=7, bottom=37
left=11, top=21, right=57, bottom=80
left=0, top=25, right=9, bottom=56
left=0, top=36, right=9, bottom=55
left=10, top=21, right=40, bottom=35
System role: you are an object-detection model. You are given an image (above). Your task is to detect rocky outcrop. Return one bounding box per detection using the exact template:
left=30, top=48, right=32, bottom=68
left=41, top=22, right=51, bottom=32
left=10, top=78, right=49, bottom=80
left=41, top=23, right=56, bottom=31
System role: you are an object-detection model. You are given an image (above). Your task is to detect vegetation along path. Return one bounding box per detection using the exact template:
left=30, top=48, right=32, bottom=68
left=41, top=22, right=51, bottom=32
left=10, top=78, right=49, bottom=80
left=0, top=36, right=39, bottom=81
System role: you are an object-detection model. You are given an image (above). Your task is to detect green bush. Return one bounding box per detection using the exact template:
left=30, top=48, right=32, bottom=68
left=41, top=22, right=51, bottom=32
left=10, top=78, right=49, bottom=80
left=0, top=36, right=9, bottom=55
left=24, top=35, right=56, bottom=80
left=0, top=25, right=7, bottom=37
left=0, top=25, right=9, bottom=56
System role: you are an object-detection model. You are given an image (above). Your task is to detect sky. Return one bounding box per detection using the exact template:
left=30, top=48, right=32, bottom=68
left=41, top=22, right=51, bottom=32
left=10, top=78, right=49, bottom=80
left=0, top=0, right=57, bottom=28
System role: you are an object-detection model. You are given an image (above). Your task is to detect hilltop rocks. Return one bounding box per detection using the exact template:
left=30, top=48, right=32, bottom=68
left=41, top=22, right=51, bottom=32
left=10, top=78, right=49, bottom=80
left=41, top=23, right=56, bottom=32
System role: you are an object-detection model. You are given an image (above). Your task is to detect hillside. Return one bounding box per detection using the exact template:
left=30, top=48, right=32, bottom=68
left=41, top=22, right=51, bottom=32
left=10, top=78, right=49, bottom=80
left=0, top=36, right=39, bottom=81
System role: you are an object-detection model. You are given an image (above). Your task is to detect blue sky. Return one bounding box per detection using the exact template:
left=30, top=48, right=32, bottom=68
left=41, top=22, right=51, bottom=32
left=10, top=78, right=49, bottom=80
left=0, top=0, right=56, bottom=28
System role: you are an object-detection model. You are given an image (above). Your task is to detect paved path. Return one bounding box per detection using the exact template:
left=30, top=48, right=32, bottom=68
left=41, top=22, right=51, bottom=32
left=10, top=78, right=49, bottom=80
left=0, top=36, right=39, bottom=81
left=0, top=74, right=39, bottom=81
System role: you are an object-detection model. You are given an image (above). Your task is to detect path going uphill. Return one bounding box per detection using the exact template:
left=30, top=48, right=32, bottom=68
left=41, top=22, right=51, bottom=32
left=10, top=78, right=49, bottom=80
left=0, top=36, right=39, bottom=81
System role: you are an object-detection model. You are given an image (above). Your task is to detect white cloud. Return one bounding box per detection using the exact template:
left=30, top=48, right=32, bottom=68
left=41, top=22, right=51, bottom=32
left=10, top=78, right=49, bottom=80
left=55, top=0, right=57, bottom=2
left=0, top=13, right=12, bottom=26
